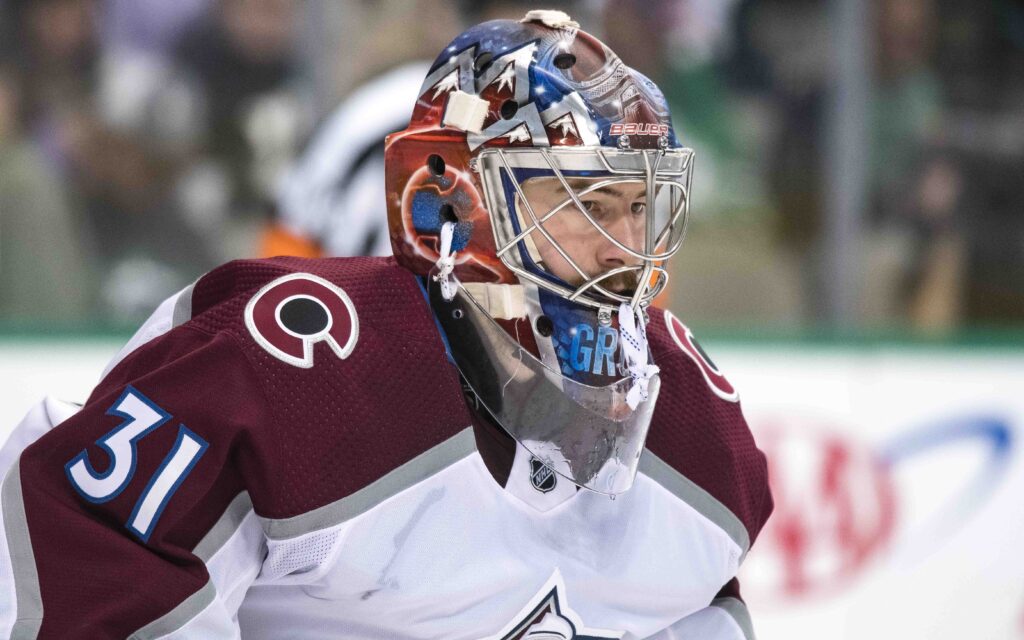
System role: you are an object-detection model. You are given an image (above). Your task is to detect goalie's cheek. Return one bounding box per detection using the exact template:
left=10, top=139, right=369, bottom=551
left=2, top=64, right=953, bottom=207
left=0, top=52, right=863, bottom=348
left=531, top=228, right=580, bottom=282
left=602, top=209, right=647, bottom=255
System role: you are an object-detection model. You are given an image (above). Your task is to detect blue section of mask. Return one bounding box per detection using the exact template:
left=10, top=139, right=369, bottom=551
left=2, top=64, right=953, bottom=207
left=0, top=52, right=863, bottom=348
left=537, top=288, right=619, bottom=384
left=411, top=190, right=471, bottom=251
left=428, top=20, right=681, bottom=149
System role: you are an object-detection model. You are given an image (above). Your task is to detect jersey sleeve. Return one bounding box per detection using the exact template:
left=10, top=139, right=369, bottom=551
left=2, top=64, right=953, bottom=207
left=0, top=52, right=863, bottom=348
left=647, top=579, right=757, bottom=640
left=0, top=325, right=272, bottom=639
left=0, top=397, right=79, bottom=484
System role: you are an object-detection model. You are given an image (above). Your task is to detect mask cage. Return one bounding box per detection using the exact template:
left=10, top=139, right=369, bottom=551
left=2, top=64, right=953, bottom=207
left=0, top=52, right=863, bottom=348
left=475, top=146, right=695, bottom=311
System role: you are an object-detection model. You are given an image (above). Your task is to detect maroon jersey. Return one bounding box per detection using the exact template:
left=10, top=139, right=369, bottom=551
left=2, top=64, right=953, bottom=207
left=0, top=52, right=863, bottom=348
left=0, top=256, right=771, bottom=639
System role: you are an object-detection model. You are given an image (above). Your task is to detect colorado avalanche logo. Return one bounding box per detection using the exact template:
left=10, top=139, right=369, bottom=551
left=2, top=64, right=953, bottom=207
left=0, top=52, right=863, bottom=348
left=664, top=310, right=738, bottom=402
left=244, top=273, right=359, bottom=368
left=486, top=570, right=622, bottom=640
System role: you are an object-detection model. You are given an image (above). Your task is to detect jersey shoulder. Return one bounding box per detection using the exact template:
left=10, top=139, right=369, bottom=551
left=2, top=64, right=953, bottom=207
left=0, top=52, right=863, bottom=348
left=644, top=307, right=773, bottom=550
left=184, top=255, right=426, bottom=337
left=102, top=256, right=435, bottom=386
left=102, top=256, right=473, bottom=521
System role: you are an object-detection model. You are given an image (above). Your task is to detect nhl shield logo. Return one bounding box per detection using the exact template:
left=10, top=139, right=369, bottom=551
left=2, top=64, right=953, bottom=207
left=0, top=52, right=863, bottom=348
left=485, top=570, right=623, bottom=640
left=529, top=457, right=557, bottom=493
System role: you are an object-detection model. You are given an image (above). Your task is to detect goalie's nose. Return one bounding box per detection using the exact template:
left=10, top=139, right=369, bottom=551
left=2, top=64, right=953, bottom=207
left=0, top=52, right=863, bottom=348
left=597, top=212, right=645, bottom=269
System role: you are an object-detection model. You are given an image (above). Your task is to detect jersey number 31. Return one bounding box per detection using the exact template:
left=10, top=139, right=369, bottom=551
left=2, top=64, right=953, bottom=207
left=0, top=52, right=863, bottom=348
left=65, top=386, right=209, bottom=542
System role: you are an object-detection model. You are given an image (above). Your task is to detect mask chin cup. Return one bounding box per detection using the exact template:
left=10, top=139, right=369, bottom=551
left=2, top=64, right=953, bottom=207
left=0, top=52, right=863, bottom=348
left=428, top=276, right=660, bottom=495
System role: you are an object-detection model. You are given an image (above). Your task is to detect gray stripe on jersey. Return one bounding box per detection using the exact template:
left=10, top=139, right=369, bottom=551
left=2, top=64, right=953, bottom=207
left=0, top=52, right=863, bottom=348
left=101, top=283, right=193, bottom=381
left=639, top=449, right=751, bottom=561
left=193, top=491, right=254, bottom=563
left=128, top=492, right=255, bottom=639
left=710, top=596, right=756, bottom=640
left=172, top=283, right=195, bottom=327
left=2, top=459, right=43, bottom=640
left=259, top=427, right=476, bottom=540
left=127, top=580, right=217, bottom=640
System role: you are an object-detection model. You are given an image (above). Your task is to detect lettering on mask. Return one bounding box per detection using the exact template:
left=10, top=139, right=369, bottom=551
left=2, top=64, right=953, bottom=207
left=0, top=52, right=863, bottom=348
left=609, top=122, right=670, bottom=137
left=569, top=323, right=618, bottom=376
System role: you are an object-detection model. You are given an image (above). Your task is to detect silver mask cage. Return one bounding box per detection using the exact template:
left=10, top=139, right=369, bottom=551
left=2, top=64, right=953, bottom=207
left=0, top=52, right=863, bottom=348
left=428, top=277, right=661, bottom=495
left=475, top=146, right=695, bottom=311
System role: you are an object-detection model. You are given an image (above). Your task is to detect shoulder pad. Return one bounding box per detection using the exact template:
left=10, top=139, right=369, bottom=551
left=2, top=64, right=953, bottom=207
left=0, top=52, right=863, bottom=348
left=180, top=257, right=429, bottom=363
left=172, top=256, right=472, bottom=520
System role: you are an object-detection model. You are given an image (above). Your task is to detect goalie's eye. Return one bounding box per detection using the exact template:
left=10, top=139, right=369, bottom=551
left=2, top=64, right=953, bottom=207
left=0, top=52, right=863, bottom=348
left=581, top=200, right=615, bottom=223
left=631, top=201, right=646, bottom=215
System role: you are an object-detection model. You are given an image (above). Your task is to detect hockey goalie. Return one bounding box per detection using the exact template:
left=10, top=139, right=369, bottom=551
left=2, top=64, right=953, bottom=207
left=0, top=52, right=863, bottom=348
left=0, top=11, right=771, bottom=639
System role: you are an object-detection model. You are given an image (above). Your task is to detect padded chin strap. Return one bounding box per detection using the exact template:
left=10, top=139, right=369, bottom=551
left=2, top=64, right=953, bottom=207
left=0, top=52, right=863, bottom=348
left=618, top=303, right=660, bottom=410
left=434, top=222, right=459, bottom=301
left=461, top=282, right=527, bottom=319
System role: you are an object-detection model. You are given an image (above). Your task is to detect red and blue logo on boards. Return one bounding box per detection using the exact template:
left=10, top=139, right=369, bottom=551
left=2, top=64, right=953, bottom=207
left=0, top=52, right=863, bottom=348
left=742, top=412, right=1013, bottom=603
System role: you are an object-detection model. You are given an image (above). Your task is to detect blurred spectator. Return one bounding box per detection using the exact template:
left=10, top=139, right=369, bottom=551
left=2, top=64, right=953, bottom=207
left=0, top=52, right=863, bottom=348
left=101, top=0, right=212, bottom=56
left=936, top=1, right=1024, bottom=326
left=0, top=64, right=98, bottom=321
left=730, top=0, right=972, bottom=332
left=4, top=0, right=99, bottom=128
left=868, top=0, right=966, bottom=333
left=1, top=0, right=219, bottom=320
left=726, top=0, right=834, bottom=326
left=2, top=0, right=310, bottom=320
left=172, top=0, right=306, bottom=239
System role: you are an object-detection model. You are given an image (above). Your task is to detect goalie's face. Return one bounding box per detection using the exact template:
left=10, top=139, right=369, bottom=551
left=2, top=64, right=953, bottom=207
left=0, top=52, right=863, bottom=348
left=475, top=146, right=693, bottom=311
left=521, top=177, right=647, bottom=296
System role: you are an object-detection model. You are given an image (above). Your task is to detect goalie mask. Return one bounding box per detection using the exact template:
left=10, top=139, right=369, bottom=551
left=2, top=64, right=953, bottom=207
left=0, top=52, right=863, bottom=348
left=385, top=11, right=694, bottom=495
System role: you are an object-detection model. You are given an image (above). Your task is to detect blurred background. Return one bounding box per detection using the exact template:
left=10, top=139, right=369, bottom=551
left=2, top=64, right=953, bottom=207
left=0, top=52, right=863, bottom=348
left=0, top=0, right=1022, bottom=638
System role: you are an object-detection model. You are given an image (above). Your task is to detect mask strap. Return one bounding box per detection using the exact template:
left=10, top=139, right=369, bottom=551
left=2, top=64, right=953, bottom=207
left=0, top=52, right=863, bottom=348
left=618, top=303, right=660, bottom=410
left=434, top=222, right=459, bottom=301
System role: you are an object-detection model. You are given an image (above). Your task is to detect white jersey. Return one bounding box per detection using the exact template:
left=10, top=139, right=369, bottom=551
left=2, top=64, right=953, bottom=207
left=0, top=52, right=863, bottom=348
left=235, top=437, right=750, bottom=639
left=0, top=257, right=769, bottom=639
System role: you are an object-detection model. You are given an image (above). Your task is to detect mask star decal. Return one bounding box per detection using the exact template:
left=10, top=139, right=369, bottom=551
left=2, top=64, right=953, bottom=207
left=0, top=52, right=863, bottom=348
left=547, top=114, right=578, bottom=139
left=432, top=70, right=459, bottom=100
left=493, top=63, right=516, bottom=95
left=503, top=124, right=531, bottom=143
